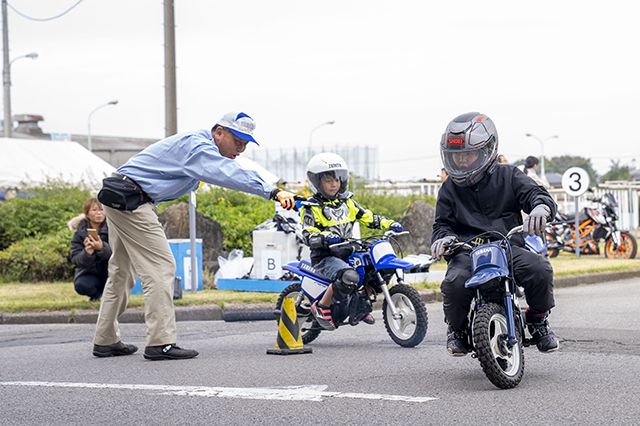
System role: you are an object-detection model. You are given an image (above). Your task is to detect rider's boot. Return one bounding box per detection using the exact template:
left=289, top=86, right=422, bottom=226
left=446, top=326, right=471, bottom=357
left=526, top=310, right=559, bottom=353
left=362, top=313, right=375, bottom=325
left=311, top=301, right=336, bottom=331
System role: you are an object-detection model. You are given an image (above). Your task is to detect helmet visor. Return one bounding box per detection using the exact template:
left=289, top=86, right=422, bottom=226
left=442, top=145, right=493, bottom=178
left=309, top=169, right=349, bottom=198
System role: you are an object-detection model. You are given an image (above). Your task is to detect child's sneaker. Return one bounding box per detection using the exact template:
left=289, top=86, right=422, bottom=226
left=311, top=301, right=336, bottom=330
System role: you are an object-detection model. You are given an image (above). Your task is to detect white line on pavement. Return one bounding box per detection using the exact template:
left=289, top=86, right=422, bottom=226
left=0, top=381, right=438, bottom=403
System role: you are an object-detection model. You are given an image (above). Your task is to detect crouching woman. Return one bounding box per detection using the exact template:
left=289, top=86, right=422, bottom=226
left=69, top=198, right=111, bottom=301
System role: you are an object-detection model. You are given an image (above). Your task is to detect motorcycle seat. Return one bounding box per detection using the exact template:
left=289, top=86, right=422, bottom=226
left=297, top=260, right=332, bottom=281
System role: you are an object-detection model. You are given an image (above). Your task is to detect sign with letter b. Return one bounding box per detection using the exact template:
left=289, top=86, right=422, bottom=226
left=262, top=249, right=282, bottom=279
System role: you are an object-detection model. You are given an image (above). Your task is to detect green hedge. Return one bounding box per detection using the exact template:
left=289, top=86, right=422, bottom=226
left=0, top=184, right=89, bottom=250
left=158, top=188, right=275, bottom=254
left=0, top=228, right=74, bottom=282
left=0, top=182, right=435, bottom=282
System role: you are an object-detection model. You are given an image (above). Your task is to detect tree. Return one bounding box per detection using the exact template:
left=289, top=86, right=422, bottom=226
left=600, top=160, right=632, bottom=183
left=544, top=155, right=598, bottom=183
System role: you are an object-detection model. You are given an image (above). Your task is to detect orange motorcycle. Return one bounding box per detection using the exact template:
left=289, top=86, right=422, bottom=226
left=545, top=193, right=637, bottom=259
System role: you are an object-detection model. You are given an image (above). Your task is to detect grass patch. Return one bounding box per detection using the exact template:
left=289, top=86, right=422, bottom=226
left=0, top=282, right=278, bottom=313
left=1, top=255, right=638, bottom=313
left=409, top=254, right=640, bottom=291
left=549, top=252, right=640, bottom=276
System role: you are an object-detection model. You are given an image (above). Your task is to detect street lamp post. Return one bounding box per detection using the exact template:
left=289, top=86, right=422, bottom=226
left=525, top=133, right=558, bottom=181
left=309, top=120, right=335, bottom=149
left=87, top=100, right=119, bottom=152
left=3, top=52, right=38, bottom=137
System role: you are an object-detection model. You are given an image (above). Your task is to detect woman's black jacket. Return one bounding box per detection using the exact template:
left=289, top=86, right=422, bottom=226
left=69, top=219, right=111, bottom=280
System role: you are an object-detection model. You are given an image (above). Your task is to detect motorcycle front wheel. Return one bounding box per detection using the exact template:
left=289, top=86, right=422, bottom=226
left=382, top=284, right=428, bottom=347
left=604, top=231, right=637, bottom=259
left=472, top=303, right=525, bottom=389
left=274, top=283, right=321, bottom=344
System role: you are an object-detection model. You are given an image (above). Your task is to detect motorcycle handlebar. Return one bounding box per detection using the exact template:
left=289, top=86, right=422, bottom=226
left=442, top=225, right=525, bottom=257
left=506, top=225, right=524, bottom=238
left=328, top=231, right=410, bottom=249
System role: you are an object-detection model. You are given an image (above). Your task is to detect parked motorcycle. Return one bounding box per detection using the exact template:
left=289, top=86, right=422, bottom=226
left=274, top=231, right=430, bottom=348
left=545, top=192, right=637, bottom=259
left=443, top=225, right=530, bottom=389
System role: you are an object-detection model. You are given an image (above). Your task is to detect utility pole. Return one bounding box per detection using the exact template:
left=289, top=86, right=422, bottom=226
left=2, top=0, right=11, bottom=137
left=163, top=1, right=195, bottom=291
left=164, top=0, right=177, bottom=137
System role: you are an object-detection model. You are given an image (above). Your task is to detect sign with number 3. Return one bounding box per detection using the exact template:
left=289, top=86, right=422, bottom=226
left=561, top=167, right=590, bottom=197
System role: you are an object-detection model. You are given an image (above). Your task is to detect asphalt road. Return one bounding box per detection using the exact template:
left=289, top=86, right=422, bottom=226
left=1, top=278, right=639, bottom=425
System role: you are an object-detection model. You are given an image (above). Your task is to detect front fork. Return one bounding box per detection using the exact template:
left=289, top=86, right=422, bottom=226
left=378, top=272, right=402, bottom=320
left=503, top=279, right=518, bottom=347
left=610, top=229, right=622, bottom=249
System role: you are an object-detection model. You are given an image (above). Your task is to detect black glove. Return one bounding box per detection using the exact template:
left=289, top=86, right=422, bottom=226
left=324, top=234, right=343, bottom=246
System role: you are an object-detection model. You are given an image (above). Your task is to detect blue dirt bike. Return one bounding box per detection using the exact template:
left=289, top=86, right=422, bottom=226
left=275, top=231, right=430, bottom=347
left=443, top=225, right=533, bottom=389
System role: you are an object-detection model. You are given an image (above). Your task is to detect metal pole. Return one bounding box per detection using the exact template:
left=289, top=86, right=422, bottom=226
left=2, top=0, right=11, bottom=138
left=163, top=0, right=177, bottom=137
left=87, top=118, right=92, bottom=152
left=189, top=191, right=198, bottom=292
left=540, top=141, right=545, bottom=182
left=575, top=196, right=580, bottom=258
left=87, top=101, right=118, bottom=152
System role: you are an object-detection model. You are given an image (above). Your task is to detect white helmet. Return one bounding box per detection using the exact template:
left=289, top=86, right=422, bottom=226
left=306, top=153, right=349, bottom=200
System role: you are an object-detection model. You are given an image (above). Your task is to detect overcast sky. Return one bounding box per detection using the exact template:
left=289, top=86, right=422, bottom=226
left=6, top=0, right=639, bottom=179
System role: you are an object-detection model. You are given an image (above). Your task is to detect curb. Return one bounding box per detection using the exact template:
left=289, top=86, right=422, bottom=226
left=0, top=305, right=223, bottom=325
left=1, top=270, right=639, bottom=325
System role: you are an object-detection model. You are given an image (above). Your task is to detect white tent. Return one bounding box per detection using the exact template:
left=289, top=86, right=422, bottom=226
left=0, top=138, right=115, bottom=191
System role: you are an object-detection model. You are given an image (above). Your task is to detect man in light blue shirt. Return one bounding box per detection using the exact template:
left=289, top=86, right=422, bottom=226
left=93, top=112, right=296, bottom=361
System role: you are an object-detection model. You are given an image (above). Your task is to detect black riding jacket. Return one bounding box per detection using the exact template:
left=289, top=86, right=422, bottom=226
left=432, top=164, right=557, bottom=246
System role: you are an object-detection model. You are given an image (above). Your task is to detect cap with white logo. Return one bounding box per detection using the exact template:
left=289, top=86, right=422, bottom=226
left=216, top=112, right=258, bottom=144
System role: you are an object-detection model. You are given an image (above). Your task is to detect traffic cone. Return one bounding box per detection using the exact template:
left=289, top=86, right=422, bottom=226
left=267, top=297, right=312, bottom=355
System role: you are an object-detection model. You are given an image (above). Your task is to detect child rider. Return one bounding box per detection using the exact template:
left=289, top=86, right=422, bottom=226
left=300, top=152, right=404, bottom=330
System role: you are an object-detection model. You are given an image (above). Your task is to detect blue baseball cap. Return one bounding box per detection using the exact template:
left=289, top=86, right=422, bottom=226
left=216, top=111, right=258, bottom=145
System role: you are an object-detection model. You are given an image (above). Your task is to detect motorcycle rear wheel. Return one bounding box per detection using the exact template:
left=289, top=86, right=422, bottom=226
left=382, top=284, right=428, bottom=347
left=275, top=283, right=321, bottom=344
left=472, top=303, right=525, bottom=389
left=604, top=231, right=637, bottom=259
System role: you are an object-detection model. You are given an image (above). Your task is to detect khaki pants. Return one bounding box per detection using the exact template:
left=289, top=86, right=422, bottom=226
left=94, top=203, right=177, bottom=347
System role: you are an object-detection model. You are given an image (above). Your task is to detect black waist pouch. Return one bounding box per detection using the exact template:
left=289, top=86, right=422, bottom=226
left=98, top=176, right=150, bottom=211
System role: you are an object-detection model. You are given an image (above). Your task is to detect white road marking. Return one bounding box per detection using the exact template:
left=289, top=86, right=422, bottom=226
left=0, top=381, right=437, bottom=403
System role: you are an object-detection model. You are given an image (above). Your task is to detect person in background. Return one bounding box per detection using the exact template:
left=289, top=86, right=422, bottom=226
left=524, top=155, right=550, bottom=188
left=93, top=111, right=296, bottom=361
left=497, top=154, right=509, bottom=165
left=69, top=198, right=111, bottom=301
left=439, top=167, right=449, bottom=182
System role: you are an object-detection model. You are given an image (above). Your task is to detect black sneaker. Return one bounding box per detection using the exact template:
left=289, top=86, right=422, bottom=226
left=143, top=344, right=199, bottom=361
left=528, top=319, right=560, bottom=353
left=446, top=327, right=471, bottom=356
left=362, top=313, right=375, bottom=325
left=93, top=341, right=138, bottom=358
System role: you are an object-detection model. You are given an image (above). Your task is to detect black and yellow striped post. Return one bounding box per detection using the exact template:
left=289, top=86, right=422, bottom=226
left=267, top=297, right=312, bottom=355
